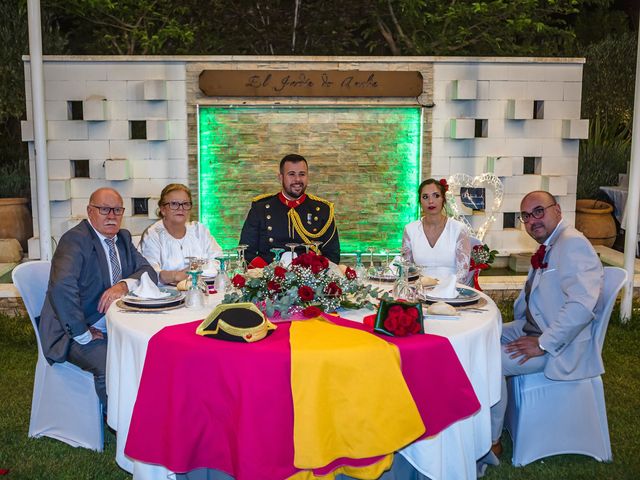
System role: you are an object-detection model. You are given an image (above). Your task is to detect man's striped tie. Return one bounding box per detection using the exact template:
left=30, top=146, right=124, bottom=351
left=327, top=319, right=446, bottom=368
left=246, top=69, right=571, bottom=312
left=104, top=238, right=122, bottom=285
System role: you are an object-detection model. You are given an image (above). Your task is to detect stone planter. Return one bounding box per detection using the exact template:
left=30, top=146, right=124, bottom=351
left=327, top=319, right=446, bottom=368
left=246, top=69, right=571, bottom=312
left=0, top=198, right=33, bottom=252
left=575, top=199, right=617, bottom=247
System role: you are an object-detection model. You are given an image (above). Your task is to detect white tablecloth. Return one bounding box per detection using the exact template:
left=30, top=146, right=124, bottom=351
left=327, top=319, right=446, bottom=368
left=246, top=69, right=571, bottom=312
left=599, top=185, right=640, bottom=238
left=106, top=291, right=502, bottom=480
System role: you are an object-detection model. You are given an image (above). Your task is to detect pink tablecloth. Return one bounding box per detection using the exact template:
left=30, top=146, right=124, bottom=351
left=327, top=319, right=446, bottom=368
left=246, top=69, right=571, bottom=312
left=125, top=317, right=479, bottom=480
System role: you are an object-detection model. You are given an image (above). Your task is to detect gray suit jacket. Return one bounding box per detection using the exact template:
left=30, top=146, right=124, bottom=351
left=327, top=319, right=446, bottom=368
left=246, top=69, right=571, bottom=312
left=513, top=221, right=604, bottom=381
left=39, top=220, right=157, bottom=364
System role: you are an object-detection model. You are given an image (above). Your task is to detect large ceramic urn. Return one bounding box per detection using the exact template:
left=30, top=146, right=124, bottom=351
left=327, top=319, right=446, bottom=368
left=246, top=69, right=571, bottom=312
left=575, top=199, right=617, bottom=248
left=0, top=198, right=33, bottom=252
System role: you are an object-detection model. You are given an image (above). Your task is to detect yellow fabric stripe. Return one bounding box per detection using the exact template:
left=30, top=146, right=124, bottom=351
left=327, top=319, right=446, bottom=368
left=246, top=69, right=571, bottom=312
left=290, top=320, right=425, bottom=469
left=286, top=454, right=393, bottom=480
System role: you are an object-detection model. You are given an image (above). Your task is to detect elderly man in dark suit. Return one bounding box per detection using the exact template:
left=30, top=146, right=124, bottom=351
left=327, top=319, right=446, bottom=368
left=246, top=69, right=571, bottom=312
left=39, top=187, right=157, bottom=410
left=487, top=190, right=603, bottom=463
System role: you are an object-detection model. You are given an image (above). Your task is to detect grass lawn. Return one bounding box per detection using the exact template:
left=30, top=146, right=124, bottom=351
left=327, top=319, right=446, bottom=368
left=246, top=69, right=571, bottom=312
left=1, top=303, right=639, bottom=479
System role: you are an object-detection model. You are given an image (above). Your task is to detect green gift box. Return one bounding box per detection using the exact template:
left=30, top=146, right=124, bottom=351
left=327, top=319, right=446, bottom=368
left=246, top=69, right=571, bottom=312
left=374, top=299, right=424, bottom=337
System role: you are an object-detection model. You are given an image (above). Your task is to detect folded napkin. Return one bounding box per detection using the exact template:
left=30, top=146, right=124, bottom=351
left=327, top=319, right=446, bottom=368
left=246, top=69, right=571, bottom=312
left=428, top=274, right=458, bottom=299
left=132, top=272, right=170, bottom=299
left=280, top=251, right=297, bottom=267
left=201, top=259, right=219, bottom=278
left=249, top=257, right=268, bottom=269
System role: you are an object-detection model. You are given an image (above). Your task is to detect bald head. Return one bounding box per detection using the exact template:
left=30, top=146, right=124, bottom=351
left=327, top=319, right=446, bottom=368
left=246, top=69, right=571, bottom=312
left=87, top=188, right=125, bottom=238
left=89, top=187, right=122, bottom=205
left=520, top=191, right=562, bottom=244
left=520, top=190, right=556, bottom=210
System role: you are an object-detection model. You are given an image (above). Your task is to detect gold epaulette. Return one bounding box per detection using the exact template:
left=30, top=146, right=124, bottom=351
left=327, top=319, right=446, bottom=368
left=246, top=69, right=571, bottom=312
left=251, top=192, right=279, bottom=202
left=306, top=193, right=334, bottom=209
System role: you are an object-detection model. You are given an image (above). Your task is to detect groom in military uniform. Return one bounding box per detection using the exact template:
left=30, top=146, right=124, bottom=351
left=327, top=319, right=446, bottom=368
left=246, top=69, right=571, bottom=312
left=240, top=154, right=340, bottom=264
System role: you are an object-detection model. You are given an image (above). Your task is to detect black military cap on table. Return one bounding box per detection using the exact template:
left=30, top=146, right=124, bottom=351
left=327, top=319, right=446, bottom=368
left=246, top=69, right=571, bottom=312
left=196, top=303, right=276, bottom=343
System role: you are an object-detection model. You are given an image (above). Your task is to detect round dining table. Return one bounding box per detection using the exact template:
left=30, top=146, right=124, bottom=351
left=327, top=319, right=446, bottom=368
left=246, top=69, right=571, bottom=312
left=106, top=289, right=502, bottom=480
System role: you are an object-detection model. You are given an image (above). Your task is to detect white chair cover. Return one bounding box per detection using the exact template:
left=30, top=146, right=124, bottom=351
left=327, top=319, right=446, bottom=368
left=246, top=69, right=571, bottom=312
left=505, top=266, right=626, bottom=466
left=13, top=261, right=104, bottom=451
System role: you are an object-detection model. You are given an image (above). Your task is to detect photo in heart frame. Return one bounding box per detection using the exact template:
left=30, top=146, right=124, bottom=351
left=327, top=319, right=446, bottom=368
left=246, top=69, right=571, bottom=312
left=445, top=173, right=504, bottom=241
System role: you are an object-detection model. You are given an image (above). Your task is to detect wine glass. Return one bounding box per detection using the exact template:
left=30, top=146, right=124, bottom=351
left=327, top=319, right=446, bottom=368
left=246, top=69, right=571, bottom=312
left=270, top=247, right=285, bottom=264
left=285, top=242, right=299, bottom=258
left=354, top=250, right=367, bottom=280
left=392, top=258, right=415, bottom=301
left=214, top=254, right=230, bottom=293
left=366, top=246, right=377, bottom=278
left=381, top=249, right=393, bottom=277
left=302, top=243, right=312, bottom=254
left=184, top=255, right=197, bottom=271
left=310, top=240, right=322, bottom=255
left=237, top=244, right=248, bottom=273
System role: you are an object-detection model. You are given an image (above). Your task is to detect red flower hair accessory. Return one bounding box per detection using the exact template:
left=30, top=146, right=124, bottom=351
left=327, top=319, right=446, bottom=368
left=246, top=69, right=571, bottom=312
left=439, top=178, right=449, bottom=192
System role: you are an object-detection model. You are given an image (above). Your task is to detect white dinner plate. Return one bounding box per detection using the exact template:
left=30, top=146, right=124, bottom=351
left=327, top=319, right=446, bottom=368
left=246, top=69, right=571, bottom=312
left=422, top=286, right=480, bottom=306
left=123, top=289, right=184, bottom=305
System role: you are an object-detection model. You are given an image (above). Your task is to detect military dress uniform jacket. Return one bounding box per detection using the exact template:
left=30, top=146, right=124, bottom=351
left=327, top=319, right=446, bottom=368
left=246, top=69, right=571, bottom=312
left=240, top=192, right=340, bottom=264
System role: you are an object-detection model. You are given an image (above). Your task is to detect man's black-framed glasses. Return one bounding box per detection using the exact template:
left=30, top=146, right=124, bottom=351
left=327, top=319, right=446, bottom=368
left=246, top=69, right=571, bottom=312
left=518, top=203, right=556, bottom=224
left=162, top=201, right=193, bottom=210
left=90, top=205, right=125, bottom=216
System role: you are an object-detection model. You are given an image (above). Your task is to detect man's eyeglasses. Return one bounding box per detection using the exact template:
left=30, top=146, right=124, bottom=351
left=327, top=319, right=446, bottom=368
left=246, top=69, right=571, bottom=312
left=518, top=203, right=557, bottom=224
left=90, top=205, right=125, bottom=216
left=162, top=201, right=193, bottom=211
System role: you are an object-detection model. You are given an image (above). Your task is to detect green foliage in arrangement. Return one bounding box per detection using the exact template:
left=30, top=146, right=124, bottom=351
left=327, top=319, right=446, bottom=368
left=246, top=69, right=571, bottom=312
left=1, top=301, right=640, bottom=477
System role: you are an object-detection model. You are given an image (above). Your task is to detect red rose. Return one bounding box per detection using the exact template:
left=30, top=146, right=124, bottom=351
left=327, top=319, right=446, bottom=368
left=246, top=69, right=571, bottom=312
left=345, top=267, right=357, bottom=280
left=384, top=315, right=400, bottom=332
left=318, top=255, right=329, bottom=270
left=324, top=281, right=342, bottom=297
left=267, top=280, right=281, bottom=293
left=439, top=178, right=449, bottom=192
left=274, top=266, right=287, bottom=278
left=232, top=274, right=246, bottom=288
left=292, top=252, right=329, bottom=272
left=399, top=312, right=414, bottom=328
left=298, top=285, right=315, bottom=301
left=303, top=306, right=323, bottom=318
left=311, top=262, right=324, bottom=274
left=405, top=307, right=419, bottom=320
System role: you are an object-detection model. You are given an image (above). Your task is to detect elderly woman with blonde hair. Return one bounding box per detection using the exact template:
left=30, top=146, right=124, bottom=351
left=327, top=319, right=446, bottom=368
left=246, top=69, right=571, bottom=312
left=139, top=183, right=222, bottom=285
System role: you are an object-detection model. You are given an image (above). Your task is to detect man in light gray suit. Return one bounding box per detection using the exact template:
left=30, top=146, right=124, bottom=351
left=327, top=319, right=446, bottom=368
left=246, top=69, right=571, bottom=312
left=39, top=188, right=157, bottom=411
left=488, top=190, right=603, bottom=459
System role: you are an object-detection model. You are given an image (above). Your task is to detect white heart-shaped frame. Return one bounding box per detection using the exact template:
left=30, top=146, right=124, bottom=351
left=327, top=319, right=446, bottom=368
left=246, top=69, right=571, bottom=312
left=446, top=173, right=504, bottom=241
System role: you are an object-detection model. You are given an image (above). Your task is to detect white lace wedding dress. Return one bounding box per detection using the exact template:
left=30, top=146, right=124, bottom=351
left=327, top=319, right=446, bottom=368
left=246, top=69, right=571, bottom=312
left=402, top=217, right=471, bottom=283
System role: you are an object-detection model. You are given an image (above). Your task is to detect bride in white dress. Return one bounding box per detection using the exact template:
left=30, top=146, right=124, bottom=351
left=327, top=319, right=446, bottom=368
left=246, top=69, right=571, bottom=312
left=139, top=184, right=222, bottom=285
left=402, top=178, right=471, bottom=282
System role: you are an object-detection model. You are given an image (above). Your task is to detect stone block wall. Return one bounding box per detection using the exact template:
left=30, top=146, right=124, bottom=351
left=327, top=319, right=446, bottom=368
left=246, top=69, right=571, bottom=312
left=22, top=56, right=585, bottom=257
left=432, top=59, right=585, bottom=253
left=23, top=59, right=188, bottom=255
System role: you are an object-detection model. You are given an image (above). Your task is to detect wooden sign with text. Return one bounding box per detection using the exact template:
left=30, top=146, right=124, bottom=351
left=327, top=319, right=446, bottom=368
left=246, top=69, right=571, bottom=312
left=199, top=70, right=423, bottom=97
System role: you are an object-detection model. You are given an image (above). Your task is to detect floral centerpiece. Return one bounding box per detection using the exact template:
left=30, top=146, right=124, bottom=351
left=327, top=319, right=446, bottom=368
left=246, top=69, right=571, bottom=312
left=468, top=243, right=499, bottom=290
left=222, top=252, right=381, bottom=319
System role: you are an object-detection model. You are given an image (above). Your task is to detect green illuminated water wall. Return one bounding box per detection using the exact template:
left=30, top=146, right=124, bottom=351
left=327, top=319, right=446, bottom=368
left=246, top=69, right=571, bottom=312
left=198, top=106, right=422, bottom=253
